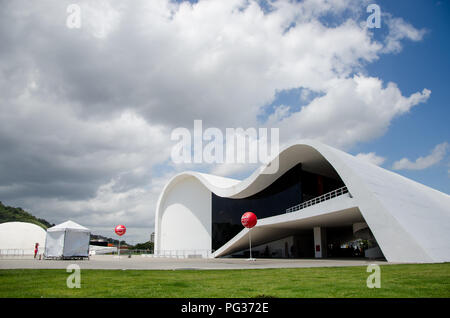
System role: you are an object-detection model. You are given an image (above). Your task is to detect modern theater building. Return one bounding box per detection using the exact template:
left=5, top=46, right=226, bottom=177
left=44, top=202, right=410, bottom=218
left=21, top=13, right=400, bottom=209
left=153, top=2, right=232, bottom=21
left=155, top=141, right=450, bottom=263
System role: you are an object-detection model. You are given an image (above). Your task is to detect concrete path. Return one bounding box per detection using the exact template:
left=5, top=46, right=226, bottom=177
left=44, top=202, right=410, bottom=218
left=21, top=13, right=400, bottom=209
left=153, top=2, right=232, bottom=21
left=0, top=255, right=390, bottom=270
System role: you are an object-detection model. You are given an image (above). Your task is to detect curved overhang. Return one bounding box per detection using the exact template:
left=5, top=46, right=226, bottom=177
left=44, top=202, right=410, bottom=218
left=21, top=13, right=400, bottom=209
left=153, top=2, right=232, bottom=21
left=155, top=140, right=450, bottom=263
left=157, top=142, right=339, bottom=200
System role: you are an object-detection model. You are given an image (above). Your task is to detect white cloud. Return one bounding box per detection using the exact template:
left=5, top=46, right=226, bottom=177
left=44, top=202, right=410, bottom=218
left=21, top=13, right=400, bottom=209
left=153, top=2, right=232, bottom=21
left=0, top=0, right=433, bottom=242
left=210, top=163, right=257, bottom=179
left=2, top=0, right=408, bottom=129
left=392, top=142, right=449, bottom=170
left=273, top=75, right=430, bottom=149
left=382, top=16, right=427, bottom=53
left=355, top=152, right=386, bottom=166
left=19, top=170, right=174, bottom=245
left=82, top=1, right=123, bottom=39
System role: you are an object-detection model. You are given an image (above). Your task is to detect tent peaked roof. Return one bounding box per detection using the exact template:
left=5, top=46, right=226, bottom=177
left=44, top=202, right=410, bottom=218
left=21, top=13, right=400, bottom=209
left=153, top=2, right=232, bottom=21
left=47, top=220, right=90, bottom=232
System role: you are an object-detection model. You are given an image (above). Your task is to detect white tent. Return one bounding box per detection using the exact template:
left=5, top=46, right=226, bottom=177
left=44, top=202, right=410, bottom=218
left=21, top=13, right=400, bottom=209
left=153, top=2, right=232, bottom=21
left=44, top=220, right=90, bottom=259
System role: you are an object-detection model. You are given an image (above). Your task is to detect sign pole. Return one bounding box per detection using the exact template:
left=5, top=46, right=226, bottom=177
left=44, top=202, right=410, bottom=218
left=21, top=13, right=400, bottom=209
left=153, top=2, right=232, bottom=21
left=241, top=212, right=257, bottom=261
left=249, top=228, right=252, bottom=260
left=114, top=225, right=126, bottom=259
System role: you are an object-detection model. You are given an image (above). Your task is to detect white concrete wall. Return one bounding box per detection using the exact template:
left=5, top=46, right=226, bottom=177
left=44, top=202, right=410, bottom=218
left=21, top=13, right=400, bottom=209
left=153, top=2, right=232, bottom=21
left=157, top=176, right=212, bottom=256
left=155, top=141, right=450, bottom=263
left=313, top=227, right=327, bottom=258
left=321, top=144, right=450, bottom=263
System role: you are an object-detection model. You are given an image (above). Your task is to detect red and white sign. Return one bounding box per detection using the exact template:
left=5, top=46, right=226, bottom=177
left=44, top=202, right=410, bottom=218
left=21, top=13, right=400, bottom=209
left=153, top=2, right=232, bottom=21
left=241, top=212, right=257, bottom=228
left=115, top=224, right=126, bottom=236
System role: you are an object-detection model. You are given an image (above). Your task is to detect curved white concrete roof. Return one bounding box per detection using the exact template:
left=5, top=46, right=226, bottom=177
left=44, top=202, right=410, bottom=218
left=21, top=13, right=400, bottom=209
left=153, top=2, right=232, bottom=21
left=0, top=222, right=47, bottom=252
left=155, top=140, right=450, bottom=263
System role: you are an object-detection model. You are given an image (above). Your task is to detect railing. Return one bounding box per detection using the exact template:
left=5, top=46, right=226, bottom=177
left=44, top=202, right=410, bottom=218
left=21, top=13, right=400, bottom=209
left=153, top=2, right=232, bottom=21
left=110, top=249, right=151, bottom=256
left=286, top=186, right=350, bottom=213
left=0, top=249, right=36, bottom=259
left=149, top=249, right=214, bottom=259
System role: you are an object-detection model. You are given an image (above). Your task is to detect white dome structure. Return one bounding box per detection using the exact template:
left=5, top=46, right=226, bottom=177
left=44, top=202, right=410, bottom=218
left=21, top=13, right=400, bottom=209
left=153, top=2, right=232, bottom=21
left=155, top=140, right=450, bottom=263
left=0, top=222, right=47, bottom=255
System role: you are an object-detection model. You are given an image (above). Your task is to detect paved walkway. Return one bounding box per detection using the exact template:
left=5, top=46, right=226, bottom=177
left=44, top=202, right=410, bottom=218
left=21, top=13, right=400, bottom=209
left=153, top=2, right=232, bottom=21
left=0, top=255, right=390, bottom=270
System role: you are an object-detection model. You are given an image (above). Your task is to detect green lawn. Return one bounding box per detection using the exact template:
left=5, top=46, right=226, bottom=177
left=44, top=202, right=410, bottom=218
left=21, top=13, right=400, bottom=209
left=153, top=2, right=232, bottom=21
left=0, top=263, right=449, bottom=298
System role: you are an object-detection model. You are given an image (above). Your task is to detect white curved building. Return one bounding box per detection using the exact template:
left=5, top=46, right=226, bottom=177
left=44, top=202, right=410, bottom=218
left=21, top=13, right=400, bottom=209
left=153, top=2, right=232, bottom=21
left=0, top=222, right=47, bottom=255
left=155, top=141, right=450, bottom=263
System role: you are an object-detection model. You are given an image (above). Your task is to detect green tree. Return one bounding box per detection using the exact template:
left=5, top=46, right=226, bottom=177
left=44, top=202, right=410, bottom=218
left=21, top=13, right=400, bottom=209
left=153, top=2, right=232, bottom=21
left=133, top=241, right=154, bottom=252
left=0, top=201, right=54, bottom=229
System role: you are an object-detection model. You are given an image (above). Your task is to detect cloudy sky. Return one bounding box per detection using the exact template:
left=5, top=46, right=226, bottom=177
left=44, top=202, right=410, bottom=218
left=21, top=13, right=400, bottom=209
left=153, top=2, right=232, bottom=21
left=0, top=0, right=448, bottom=244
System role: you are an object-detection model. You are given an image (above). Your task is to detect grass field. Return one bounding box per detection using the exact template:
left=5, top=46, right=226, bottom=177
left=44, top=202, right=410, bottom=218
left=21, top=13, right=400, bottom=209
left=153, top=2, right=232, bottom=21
left=0, top=263, right=449, bottom=298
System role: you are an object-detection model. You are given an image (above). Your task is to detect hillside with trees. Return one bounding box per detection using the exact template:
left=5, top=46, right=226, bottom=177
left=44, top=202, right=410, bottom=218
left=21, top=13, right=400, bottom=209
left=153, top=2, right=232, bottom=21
left=0, top=201, right=54, bottom=229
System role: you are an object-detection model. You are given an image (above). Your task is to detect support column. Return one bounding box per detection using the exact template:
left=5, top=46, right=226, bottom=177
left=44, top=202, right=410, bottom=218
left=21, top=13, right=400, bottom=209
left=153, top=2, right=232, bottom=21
left=313, top=227, right=327, bottom=258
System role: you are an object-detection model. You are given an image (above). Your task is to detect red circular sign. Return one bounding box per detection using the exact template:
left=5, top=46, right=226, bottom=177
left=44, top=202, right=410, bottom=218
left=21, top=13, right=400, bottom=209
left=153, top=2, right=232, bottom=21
left=115, top=224, right=126, bottom=236
left=241, top=212, right=257, bottom=228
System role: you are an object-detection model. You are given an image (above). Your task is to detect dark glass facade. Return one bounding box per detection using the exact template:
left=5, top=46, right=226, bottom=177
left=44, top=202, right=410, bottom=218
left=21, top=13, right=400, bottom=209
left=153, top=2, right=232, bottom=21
left=212, top=164, right=344, bottom=251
